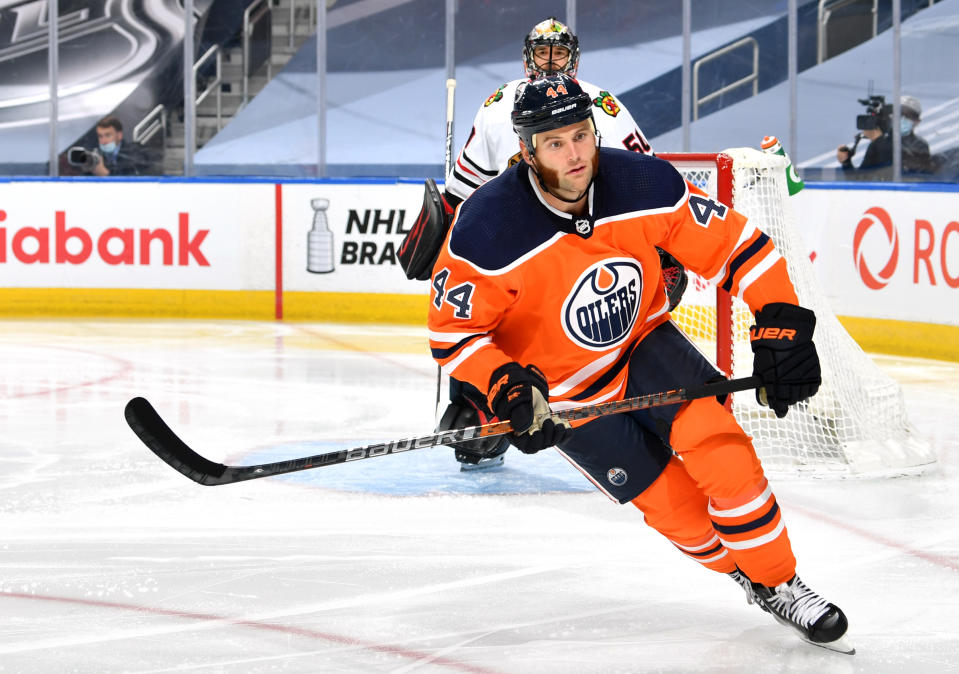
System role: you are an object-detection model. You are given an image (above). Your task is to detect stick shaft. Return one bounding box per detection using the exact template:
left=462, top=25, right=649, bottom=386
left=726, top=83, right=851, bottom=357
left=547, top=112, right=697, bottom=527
left=125, top=376, right=760, bottom=486
left=444, top=78, right=456, bottom=180
left=436, top=77, right=457, bottom=408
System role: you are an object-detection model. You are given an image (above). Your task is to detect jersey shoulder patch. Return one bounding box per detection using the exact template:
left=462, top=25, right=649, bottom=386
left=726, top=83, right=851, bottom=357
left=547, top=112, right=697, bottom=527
left=591, top=90, right=621, bottom=117
left=593, top=149, right=688, bottom=218
left=484, top=83, right=509, bottom=107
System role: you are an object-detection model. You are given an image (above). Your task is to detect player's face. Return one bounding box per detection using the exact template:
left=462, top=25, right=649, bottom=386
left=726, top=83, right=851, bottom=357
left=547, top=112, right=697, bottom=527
left=532, top=45, right=570, bottom=74
left=530, top=120, right=597, bottom=200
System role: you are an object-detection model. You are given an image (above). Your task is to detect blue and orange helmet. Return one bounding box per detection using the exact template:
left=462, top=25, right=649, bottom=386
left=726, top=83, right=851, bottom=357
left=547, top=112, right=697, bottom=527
left=511, top=75, right=595, bottom=155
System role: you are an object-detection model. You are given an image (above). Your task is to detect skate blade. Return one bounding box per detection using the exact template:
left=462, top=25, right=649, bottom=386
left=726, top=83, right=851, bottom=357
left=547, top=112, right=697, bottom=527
left=801, top=636, right=856, bottom=655
left=458, top=455, right=506, bottom=472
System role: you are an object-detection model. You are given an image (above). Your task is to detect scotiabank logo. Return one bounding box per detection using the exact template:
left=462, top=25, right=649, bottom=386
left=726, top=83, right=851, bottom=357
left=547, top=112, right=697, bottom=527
left=0, top=210, right=209, bottom=266
left=853, top=207, right=898, bottom=290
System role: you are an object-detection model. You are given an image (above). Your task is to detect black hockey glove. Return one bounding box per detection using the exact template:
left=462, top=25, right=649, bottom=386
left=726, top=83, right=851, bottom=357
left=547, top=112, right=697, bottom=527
left=487, top=362, right=572, bottom=454
left=437, top=397, right=510, bottom=465
left=397, top=179, right=456, bottom=281
left=749, top=303, right=821, bottom=418
left=657, top=247, right=688, bottom=312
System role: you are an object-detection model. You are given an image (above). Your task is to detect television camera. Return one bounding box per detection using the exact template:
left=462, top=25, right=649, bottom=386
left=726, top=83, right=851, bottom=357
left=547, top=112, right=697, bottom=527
left=839, top=95, right=893, bottom=159
left=67, top=146, right=102, bottom=173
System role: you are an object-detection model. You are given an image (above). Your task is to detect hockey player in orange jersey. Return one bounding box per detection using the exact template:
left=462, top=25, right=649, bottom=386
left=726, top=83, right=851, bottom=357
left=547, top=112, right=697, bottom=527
left=400, top=17, right=684, bottom=473
left=427, top=74, right=851, bottom=651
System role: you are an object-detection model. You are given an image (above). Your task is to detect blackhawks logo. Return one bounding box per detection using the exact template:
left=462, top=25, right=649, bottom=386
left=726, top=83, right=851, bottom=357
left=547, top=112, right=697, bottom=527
left=484, top=84, right=507, bottom=107
left=592, top=91, right=620, bottom=117
left=536, top=19, right=565, bottom=36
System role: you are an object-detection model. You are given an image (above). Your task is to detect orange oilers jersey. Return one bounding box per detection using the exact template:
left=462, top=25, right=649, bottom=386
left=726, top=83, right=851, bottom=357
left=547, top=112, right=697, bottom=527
left=428, top=148, right=798, bottom=410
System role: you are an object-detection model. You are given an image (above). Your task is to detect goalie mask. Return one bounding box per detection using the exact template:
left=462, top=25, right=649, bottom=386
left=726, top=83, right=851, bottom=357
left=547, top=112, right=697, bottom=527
left=511, top=74, right=596, bottom=157
left=523, top=17, right=580, bottom=78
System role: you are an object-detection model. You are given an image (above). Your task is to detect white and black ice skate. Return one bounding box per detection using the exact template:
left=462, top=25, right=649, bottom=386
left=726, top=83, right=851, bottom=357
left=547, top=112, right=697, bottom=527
left=750, top=574, right=854, bottom=654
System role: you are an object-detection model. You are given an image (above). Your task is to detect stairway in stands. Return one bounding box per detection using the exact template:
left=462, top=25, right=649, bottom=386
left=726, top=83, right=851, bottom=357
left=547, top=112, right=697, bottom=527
left=162, top=0, right=316, bottom=176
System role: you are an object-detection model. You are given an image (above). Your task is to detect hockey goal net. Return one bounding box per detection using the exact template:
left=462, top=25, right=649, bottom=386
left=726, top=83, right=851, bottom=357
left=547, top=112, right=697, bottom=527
left=660, top=149, right=934, bottom=477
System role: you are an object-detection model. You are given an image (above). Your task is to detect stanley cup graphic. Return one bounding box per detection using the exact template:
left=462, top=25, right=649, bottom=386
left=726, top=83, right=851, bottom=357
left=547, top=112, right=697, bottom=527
left=307, top=198, right=335, bottom=273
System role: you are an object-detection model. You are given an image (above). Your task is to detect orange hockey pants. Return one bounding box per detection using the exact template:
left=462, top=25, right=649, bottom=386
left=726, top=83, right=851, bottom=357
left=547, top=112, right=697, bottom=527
left=631, top=396, right=796, bottom=586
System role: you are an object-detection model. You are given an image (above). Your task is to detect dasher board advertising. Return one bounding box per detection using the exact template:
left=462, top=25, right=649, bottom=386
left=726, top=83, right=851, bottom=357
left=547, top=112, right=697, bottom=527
left=280, top=182, right=425, bottom=294
left=796, top=188, right=959, bottom=326
left=0, top=181, right=274, bottom=290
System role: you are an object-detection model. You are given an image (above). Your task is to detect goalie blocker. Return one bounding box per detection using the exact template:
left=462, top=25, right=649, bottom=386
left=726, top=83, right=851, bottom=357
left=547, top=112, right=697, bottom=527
left=398, top=179, right=457, bottom=281
left=399, top=180, right=688, bottom=311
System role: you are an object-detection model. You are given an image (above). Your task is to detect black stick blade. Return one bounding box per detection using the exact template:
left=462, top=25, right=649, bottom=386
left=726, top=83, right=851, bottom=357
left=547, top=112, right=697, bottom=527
left=124, top=397, right=228, bottom=486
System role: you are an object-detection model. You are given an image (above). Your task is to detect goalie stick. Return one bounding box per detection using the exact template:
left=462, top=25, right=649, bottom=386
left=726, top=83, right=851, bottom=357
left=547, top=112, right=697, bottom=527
left=125, top=376, right=760, bottom=486
left=436, top=77, right=457, bottom=407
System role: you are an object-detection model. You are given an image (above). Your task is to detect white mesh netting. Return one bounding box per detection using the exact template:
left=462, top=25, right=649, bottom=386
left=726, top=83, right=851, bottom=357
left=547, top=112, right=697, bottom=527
left=667, top=149, right=935, bottom=477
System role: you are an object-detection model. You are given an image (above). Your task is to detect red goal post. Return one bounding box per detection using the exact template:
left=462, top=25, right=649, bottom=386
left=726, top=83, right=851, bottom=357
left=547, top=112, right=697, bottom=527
left=657, top=152, right=736, bottom=381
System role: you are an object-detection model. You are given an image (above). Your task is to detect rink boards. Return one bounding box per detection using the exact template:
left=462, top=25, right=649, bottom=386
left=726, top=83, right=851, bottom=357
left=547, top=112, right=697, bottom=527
left=0, top=177, right=956, bottom=360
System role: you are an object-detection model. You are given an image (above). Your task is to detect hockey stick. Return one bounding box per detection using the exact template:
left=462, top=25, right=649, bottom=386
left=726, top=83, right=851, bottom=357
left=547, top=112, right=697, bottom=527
left=443, top=78, right=456, bottom=183
left=436, top=77, right=457, bottom=408
left=124, top=376, right=760, bottom=487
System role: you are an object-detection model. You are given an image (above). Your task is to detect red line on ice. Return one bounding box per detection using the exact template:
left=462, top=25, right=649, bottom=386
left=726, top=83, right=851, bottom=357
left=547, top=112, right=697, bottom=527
left=0, top=591, right=499, bottom=673
left=1, top=346, right=133, bottom=399
left=793, top=504, right=959, bottom=572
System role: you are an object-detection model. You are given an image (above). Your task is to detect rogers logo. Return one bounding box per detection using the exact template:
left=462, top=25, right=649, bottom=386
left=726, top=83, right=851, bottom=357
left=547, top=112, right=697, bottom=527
left=853, top=207, right=898, bottom=290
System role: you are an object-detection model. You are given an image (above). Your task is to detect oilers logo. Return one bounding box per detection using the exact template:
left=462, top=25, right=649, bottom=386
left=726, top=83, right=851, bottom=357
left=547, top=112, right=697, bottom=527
left=607, top=467, right=628, bottom=486
left=562, top=258, right=642, bottom=350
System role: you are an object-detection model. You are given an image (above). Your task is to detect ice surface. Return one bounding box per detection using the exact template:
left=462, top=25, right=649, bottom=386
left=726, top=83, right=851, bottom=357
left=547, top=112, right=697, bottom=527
left=1, top=319, right=957, bottom=673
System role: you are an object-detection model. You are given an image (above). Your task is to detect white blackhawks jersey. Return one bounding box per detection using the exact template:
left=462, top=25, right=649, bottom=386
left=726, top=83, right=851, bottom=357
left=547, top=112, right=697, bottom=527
left=446, top=78, right=654, bottom=202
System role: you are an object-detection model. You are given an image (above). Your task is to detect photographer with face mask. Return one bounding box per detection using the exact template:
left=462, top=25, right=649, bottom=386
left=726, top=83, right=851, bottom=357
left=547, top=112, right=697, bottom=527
left=67, top=116, right=157, bottom=177
left=836, top=95, right=934, bottom=177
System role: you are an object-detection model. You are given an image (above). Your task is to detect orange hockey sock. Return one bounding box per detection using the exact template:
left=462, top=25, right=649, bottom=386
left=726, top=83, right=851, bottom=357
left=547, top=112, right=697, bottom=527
left=668, top=397, right=796, bottom=586
left=632, top=456, right=736, bottom=574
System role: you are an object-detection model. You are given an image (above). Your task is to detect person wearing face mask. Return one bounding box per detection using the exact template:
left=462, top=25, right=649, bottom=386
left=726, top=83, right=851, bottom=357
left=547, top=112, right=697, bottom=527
left=836, top=95, right=934, bottom=176
left=82, top=116, right=156, bottom=177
